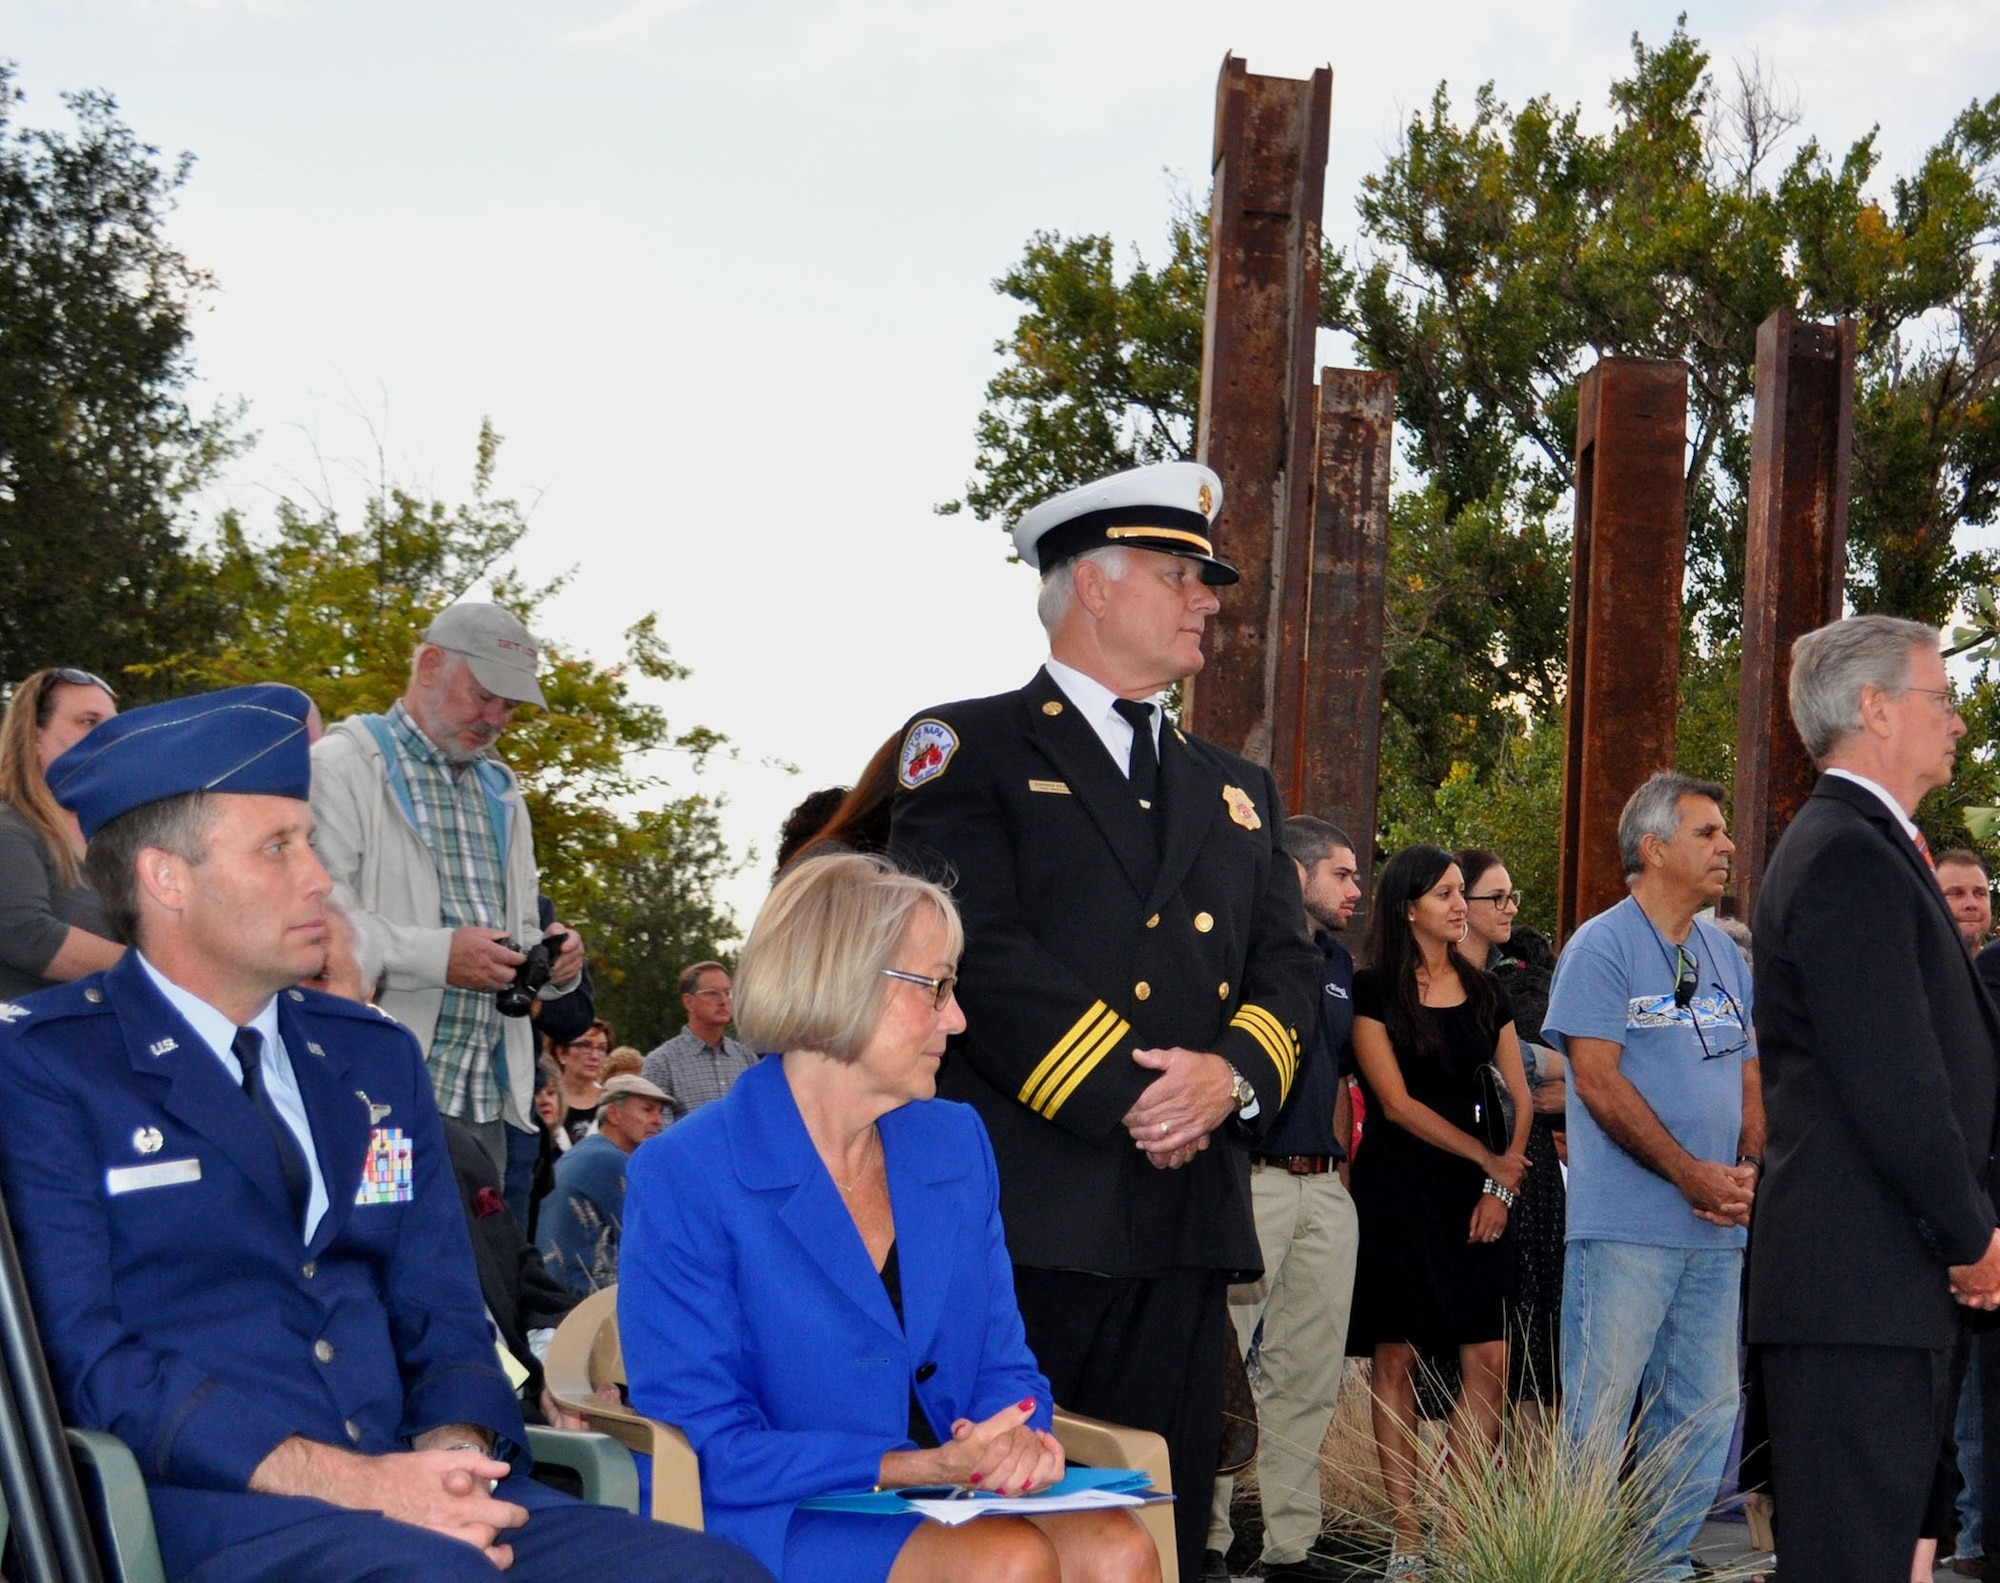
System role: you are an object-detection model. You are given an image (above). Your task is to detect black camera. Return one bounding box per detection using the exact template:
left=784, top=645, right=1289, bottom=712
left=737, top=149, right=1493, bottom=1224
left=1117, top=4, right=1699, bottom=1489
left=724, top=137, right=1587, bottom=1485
left=495, top=929, right=569, bottom=1018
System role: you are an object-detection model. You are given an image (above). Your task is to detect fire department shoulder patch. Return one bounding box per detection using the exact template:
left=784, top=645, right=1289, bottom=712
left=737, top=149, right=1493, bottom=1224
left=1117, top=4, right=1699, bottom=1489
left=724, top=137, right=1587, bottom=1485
left=898, top=719, right=959, bottom=789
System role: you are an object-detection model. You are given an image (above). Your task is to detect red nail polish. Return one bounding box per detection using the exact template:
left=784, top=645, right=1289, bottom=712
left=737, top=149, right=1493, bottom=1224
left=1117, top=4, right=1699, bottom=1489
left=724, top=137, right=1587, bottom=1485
left=1019, top=1484, right=1031, bottom=1495
left=969, top=1473, right=981, bottom=1485
left=1018, top=1398, right=1035, bottom=1412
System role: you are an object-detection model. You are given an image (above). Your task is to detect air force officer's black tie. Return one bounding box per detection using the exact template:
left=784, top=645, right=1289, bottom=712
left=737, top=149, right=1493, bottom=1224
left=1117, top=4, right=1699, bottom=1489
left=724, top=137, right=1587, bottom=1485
left=233, top=1026, right=310, bottom=1234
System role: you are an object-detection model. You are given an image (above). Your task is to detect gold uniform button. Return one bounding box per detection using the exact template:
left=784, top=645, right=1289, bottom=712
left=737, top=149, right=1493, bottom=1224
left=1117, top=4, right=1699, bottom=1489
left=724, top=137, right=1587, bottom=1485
left=1042, top=700, right=1063, bottom=716
left=1134, top=982, right=1151, bottom=1001
left=1194, top=912, right=1214, bottom=933
left=301, top=1261, right=317, bottom=1281
left=314, top=1340, right=336, bottom=1364
left=1218, top=981, right=1231, bottom=1000
left=1145, top=914, right=1160, bottom=929
left=344, top=1419, right=362, bottom=1444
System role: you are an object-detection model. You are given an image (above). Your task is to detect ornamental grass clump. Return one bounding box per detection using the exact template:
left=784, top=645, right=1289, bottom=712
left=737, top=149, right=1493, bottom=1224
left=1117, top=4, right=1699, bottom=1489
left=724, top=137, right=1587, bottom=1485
left=1413, top=1399, right=1755, bottom=1583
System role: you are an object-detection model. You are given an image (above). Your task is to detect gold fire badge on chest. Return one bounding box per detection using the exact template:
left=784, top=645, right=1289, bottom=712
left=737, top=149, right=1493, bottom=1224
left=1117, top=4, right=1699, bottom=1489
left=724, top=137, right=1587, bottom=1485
left=1222, top=785, right=1262, bottom=830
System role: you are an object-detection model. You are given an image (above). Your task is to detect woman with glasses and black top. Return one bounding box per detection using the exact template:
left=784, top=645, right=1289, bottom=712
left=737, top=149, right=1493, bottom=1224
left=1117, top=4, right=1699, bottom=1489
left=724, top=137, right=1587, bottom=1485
left=1457, top=848, right=1568, bottom=1425
left=0, top=668, right=125, bottom=997
left=1348, top=844, right=1532, bottom=1580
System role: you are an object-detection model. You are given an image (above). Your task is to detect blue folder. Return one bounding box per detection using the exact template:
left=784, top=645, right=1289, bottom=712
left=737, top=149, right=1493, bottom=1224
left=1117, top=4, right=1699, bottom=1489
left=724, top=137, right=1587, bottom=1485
left=799, top=1464, right=1157, bottom=1515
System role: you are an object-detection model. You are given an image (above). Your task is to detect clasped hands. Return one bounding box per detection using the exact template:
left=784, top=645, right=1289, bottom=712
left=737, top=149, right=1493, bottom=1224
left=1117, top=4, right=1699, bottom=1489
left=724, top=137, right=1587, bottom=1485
left=251, top=1432, right=523, bottom=1568
left=1120, top=1048, right=1234, bottom=1171
left=877, top=1399, right=1064, bottom=1497
left=1951, top=1229, right=2000, bottom=1311
left=1677, top=1158, right=1757, bottom=1228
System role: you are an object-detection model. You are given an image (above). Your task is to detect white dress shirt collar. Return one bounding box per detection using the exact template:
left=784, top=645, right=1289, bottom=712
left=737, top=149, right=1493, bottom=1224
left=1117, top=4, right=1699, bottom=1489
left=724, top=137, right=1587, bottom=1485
left=1824, top=767, right=1920, bottom=842
left=1042, top=658, right=1165, bottom=778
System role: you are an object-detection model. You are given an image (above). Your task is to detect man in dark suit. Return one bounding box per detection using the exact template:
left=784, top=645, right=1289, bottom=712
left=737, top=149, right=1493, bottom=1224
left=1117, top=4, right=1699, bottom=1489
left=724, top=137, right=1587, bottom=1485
left=0, top=685, right=765, bottom=1583
left=1750, top=614, right=2000, bottom=1582
left=890, top=460, right=1321, bottom=1578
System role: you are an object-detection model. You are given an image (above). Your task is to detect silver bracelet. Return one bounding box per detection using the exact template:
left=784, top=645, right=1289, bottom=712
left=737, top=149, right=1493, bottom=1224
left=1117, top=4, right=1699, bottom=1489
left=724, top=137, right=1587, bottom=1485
left=1481, top=1177, right=1517, bottom=1209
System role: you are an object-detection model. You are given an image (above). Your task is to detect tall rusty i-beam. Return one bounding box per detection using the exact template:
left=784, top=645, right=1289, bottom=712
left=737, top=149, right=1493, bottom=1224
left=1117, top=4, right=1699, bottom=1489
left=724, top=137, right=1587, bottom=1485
left=1557, top=358, right=1690, bottom=941
left=1188, top=55, right=1332, bottom=774
left=1733, top=309, right=1854, bottom=921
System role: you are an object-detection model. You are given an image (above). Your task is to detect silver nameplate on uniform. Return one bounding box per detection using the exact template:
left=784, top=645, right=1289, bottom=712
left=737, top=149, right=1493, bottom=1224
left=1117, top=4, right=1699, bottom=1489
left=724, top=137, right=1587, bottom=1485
left=106, top=1158, right=203, bottom=1195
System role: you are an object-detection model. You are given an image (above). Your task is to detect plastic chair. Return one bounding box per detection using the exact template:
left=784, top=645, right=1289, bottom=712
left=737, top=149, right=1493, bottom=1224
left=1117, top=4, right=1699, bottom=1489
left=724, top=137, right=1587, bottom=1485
left=545, top=1286, right=1180, bottom=1583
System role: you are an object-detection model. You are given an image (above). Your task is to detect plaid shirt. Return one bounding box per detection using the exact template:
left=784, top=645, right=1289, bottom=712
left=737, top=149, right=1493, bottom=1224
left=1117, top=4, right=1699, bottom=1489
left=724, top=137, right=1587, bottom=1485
left=385, top=702, right=510, bottom=1123
left=640, top=1028, right=759, bottom=1121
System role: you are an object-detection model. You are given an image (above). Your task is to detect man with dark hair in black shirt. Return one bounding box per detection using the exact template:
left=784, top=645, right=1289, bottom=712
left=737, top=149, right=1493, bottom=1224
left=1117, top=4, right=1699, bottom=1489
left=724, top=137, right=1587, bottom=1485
left=1204, top=815, right=1362, bottom=1582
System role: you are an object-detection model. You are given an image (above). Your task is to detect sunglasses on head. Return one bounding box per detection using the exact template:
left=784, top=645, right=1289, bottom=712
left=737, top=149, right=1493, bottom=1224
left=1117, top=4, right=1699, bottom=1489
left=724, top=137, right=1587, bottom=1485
left=47, top=667, right=116, bottom=699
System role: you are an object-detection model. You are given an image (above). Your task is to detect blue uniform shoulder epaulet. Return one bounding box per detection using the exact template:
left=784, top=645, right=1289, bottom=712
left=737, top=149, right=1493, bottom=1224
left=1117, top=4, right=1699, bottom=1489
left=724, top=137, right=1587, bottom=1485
left=282, top=985, right=402, bottom=1025
left=0, top=977, right=115, bottom=1031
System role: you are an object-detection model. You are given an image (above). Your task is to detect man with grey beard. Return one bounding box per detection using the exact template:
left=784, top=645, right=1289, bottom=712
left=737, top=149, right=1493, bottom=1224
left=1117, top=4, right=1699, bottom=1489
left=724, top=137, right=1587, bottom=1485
left=311, top=602, right=586, bottom=1222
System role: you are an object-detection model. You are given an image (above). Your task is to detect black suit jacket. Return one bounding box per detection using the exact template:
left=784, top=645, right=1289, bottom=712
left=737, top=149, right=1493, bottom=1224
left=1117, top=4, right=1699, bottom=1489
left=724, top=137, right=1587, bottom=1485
left=888, top=667, right=1320, bottom=1277
left=1748, top=774, right=2000, bottom=1349
left=443, top=1119, right=577, bottom=1402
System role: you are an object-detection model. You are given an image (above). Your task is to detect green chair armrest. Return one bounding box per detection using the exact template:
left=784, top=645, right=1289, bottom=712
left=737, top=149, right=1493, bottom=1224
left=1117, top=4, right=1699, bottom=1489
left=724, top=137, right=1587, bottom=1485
left=66, top=1427, right=166, bottom=1583
left=526, top=1425, right=641, bottom=1514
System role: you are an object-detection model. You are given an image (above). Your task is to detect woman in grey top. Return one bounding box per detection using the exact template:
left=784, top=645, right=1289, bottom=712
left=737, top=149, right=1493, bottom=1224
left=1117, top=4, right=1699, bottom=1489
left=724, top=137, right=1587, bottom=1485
left=0, top=668, right=124, bottom=997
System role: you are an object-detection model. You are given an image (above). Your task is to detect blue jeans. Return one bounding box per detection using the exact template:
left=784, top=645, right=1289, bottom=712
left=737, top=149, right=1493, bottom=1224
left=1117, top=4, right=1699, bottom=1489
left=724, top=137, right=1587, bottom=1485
left=1561, top=1240, right=1742, bottom=1580
left=1960, top=1334, right=1986, bottom=1558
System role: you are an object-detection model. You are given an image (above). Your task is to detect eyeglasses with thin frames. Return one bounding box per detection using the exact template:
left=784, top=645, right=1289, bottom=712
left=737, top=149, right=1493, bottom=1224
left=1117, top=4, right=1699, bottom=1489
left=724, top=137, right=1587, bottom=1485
left=1675, top=945, right=1748, bottom=1061
left=880, top=968, right=958, bottom=1010
left=1904, top=684, right=1963, bottom=714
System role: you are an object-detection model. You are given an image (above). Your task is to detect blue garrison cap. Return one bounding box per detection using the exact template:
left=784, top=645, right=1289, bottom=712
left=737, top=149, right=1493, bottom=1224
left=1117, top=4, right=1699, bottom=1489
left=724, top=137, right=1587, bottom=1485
left=49, top=683, right=315, bottom=840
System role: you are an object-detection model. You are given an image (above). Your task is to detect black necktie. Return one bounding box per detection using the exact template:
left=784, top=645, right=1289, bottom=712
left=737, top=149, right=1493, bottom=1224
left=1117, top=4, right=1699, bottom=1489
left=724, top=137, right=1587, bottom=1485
left=1112, top=699, right=1163, bottom=840
left=234, top=1027, right=311, bottom=1234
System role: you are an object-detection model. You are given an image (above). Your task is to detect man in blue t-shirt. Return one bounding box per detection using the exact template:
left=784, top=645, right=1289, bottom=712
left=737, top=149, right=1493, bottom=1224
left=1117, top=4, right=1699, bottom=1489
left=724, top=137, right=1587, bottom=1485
left=1543, top=770, right=1763, bottom=1582
left=538, top=1074, right=667, bottom=1292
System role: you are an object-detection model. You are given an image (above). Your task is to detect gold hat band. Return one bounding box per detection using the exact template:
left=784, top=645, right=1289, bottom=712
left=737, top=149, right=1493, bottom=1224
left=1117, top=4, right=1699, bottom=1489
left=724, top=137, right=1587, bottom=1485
left=1104, top=526, right=1216, bottom=554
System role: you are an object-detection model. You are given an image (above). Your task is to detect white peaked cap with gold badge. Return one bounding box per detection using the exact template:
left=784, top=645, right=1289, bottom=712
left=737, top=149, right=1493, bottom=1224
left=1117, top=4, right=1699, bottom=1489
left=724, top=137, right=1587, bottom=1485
left=1010, top=460, right=1238, bottom=586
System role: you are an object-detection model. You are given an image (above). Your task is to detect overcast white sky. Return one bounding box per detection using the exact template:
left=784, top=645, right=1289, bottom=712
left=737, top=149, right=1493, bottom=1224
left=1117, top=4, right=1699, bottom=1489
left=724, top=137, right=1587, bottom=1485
left=6, top=0, right=1997, bottom=937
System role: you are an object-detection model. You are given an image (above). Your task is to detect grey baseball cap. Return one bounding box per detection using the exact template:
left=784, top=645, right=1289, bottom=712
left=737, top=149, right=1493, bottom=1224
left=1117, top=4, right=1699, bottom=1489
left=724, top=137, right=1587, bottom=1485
left=423, top=602, right=547, bottom=708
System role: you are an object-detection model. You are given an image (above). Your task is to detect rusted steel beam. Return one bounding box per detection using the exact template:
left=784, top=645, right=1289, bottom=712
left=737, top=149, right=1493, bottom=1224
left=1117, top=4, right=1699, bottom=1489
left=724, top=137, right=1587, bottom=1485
left=1557, top=357, right=1690, bottom=942
left=1295, top=369, right=1395, bottom=936
left=1733, top=309, right=1855, bottom=922
left=1188, top=54, right=1333, bottom=773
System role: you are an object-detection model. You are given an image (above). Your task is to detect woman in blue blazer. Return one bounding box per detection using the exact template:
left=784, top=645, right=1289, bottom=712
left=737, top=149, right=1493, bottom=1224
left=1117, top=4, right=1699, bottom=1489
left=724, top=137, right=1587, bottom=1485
left=621, top=854, right=1159, bottom=1583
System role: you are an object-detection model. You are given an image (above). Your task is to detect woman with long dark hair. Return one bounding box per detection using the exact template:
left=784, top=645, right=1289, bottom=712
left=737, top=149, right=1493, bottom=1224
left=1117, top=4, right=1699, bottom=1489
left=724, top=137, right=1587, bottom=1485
left=1348, top=845, right=1532, bottom=1578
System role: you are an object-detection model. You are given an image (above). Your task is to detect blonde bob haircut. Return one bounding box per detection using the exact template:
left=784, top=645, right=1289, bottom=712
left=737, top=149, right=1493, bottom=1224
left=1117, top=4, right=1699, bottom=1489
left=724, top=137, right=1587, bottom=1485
left=735, top=852, right=963, bottom=1063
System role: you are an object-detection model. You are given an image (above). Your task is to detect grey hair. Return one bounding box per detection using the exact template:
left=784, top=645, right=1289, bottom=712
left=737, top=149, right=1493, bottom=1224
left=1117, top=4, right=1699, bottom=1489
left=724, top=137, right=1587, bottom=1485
left=1282, top=815, right=1355, bottom=868
left=1035, top=546, right=1133, bottom=633
left=1617, top=770, right=1729, bottom=877
left=1788, top=614, right=1941, bottom=762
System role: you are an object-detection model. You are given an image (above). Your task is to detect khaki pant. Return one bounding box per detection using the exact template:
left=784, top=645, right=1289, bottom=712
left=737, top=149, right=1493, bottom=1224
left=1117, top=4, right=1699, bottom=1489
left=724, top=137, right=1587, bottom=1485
left=1207, top=1164, right=1360, bottom=1566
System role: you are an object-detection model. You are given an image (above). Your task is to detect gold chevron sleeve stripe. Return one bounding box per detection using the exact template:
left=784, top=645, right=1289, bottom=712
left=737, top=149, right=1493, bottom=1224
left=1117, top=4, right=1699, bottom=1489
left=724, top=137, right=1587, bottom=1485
left=1020, top=1003, right=1121, bottom=1112
left=1232, top=1005, right=1299, bottom=1102
left=1041, top=1017, right=1130, bottom=1118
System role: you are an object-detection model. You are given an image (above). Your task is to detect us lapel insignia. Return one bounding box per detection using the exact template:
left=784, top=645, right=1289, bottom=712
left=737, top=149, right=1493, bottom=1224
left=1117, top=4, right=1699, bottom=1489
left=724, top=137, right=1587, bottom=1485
left=355, top=1090, right=392, bottom=1124
left=132, top=1127, right=164, bottom=1155
left=1222, top=785, right=1262, bottom=830
left=0, top=1003, right=28, bottom=1023
left=147, top=1037, right=178, bottom=1058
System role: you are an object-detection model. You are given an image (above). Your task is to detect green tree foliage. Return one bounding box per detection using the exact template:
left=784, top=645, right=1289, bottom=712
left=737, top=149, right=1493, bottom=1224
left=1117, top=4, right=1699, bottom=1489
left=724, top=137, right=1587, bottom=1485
left=941, top=188, right=1207, bottom=527
left=0, top=66, right=239, bottom=692
left=1329, top=25, right=2000, bottom=634
left=158, top=423, right=741, bottom=1033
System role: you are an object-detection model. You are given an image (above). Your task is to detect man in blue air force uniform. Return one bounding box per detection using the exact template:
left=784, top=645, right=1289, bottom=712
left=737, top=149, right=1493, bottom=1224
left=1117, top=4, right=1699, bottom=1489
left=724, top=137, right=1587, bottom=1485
left=0, top=684, right=766, bottom=1583
left=889, top=461, right=1320, bottom=1580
